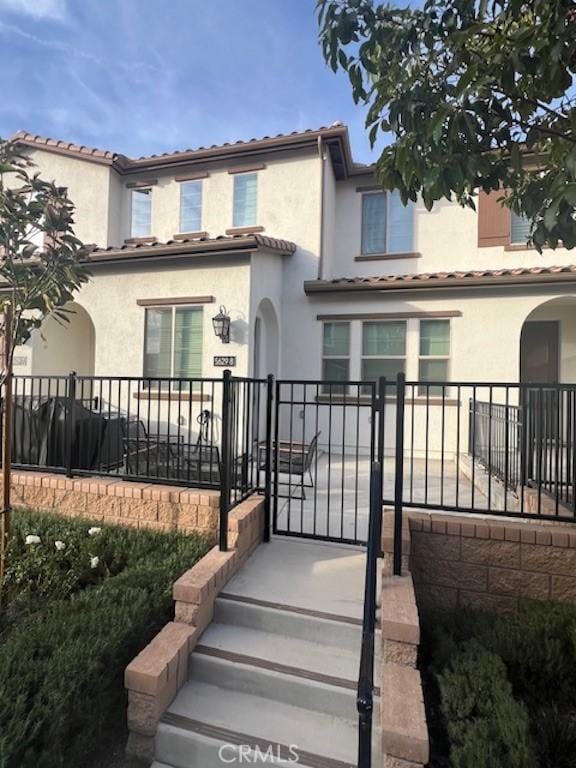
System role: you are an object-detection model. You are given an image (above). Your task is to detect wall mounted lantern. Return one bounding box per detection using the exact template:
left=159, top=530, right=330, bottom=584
left=212, top=305, right=231, bottom=344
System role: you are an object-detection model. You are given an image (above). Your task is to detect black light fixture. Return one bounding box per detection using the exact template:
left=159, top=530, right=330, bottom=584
left=212, top=305, right=231, bottom=344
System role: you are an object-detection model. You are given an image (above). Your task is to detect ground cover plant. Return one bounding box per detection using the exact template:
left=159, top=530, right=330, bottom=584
left=423, top=601, right=576, bottom=768
left=0, top=510, right=210, bottom=768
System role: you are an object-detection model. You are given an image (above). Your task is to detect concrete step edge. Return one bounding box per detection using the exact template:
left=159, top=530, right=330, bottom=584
left=218, top=592, right=362, bottom=626
left=160, top=711, right=357, bottom=768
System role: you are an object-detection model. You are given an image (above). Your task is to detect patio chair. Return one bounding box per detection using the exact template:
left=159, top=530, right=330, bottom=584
left=258, top=432, right=321, bottom=499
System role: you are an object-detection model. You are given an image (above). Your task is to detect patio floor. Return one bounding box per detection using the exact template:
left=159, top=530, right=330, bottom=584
left=273, top=452, right=521, bottom=543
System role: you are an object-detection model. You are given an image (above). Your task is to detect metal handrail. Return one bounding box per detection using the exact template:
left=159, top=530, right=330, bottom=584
left=357, top=461, right=383, bottom=768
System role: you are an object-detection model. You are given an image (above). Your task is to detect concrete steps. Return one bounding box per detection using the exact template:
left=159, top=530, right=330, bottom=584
left=156, top=592, right=380, bottom=768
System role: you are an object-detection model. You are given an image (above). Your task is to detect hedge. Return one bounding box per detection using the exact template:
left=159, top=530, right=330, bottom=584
left=424, top=601, right=576, bottom=768
left=0, top=510, right=210, bottom=768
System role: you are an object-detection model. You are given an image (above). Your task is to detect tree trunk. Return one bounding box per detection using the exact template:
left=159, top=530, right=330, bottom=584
left=0, top=304, right=13, bottom=582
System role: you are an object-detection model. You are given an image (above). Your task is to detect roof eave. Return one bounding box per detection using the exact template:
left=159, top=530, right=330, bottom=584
left=304, top=272, right=576, bottom=295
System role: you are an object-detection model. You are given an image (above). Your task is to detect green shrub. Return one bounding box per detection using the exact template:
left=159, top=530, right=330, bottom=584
left=424, top=601, right=576, bottom=768
left=438, top=640, right=536, bottom=768
left=0, top=510, right=210, bottom=768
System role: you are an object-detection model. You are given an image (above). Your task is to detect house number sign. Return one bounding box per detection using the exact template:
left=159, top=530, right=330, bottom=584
left=213, top=355, right=236, bottom=367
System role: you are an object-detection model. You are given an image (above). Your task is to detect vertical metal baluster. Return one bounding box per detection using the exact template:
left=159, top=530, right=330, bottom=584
left=273, top=380, right=280, bottom=535
left=354, top=383, right=360, bottom=544
left=424, top=384, right=430, bottom=504
left=313, top=384, right=319, bottom=536
left=340, top=384, right=346, bottom=541
left=455, top=385, right=461, bottom=509
left=440, top=384, right=445, bottom=508
left=471, top=386, right=476, bottom=511
left=504, top=387, right=509, bottom=516
left=488, top=386, right=493, bottom=511
left=301, top=384, right=307, bottom=533
left=326, top=383, right=333, bottom=538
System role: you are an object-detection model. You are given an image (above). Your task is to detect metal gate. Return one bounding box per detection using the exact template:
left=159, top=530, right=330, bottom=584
left=271, top=379, right=379, bottom=545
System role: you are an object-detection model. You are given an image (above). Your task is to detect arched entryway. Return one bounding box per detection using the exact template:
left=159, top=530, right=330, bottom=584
left=253, top=298, right=279, bottom=378
left=31, top=301, right=96, bottom=376
left=520, top=296, right=576, bottom=383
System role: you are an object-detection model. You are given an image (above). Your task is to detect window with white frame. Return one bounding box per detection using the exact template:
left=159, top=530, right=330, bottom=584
left=418, top=319, right=450, bottom=395
left=322, top=322, right=350, bottom=393
left=361, top=191, right=414, bottom=255
left=143, top=306, right=203, bottom=389
left=131, top=188, right=152, bottom=237
left=233, top=172, right=257, bottom=227
left=510, top=210, right=531, bottom=244
left=361, top=321, right=406, bottom=392
left=180, top=180, right=202, bottom=233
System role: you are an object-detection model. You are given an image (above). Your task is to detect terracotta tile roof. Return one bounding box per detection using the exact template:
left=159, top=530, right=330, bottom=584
left=11, top=123, right=356, bottom=176
left=305, top=265, right=576, bottom=294
left=11, top=130, right=118, bottom=164
left=84, top=233, right=296, bottom=264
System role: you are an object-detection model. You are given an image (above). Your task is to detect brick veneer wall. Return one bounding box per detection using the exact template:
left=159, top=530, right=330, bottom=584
left=8, top=470, right=220, bottom=540
left=384, top=509, right=576, bottom=613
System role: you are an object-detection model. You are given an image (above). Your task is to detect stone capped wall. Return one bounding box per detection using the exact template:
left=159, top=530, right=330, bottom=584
left=8, top=470, right=220, bottom=540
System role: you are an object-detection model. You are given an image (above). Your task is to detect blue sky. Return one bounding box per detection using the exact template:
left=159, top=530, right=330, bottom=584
left=0, top=0, right=378, bottom=163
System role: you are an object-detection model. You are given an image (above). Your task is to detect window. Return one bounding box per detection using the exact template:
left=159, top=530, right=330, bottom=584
left=418, top=320, right=450, bottom=396
left=361, top=321, right=406, bottom=392
left=144, top=306, right=203, bottom=388
left=180, top=180, right=202, bottom=233
left=361, top=191, right=414, bottom=254
left=233, top=173, right=257, bottom=227
left=322, top=322, right=350, bottom=393
left=511, top=210, right=531, bottom=245
left=131, top=188, right=152, bottom=237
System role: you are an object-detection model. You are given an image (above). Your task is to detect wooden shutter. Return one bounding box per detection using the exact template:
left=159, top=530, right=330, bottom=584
left=477, top=190, right=510, bottom=247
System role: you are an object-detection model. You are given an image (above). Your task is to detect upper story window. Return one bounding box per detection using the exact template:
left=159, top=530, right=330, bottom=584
left=361, top=191, right=414, bottom=255
left=322, top=322, right=350, bottom=393
left=131, top=188, right=152, bottom=238
left=180, top=180, right=203, bottom=233
left=510, top=210, right=531, bottom=245
left=233, top=172, right=258, bottom=228
left=361, top=321, right=406, bottom=392
left=143, top=306, right=203, bottom=388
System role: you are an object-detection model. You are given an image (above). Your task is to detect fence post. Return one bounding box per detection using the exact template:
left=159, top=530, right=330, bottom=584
left=263, top=374, right=274, bottom=543
left=393, top=372, right=405, bottom=577
left=219, top=369, right=232, bottom=552
left=65, top=370, right=77, bottom=479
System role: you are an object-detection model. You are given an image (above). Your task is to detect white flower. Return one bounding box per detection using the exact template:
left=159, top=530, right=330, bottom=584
left=90, top=556, right=99, bottom=569
left=54, top=540, right=65, bottom=551
left=25, top=535, right=41, bottom=545
left=88, top=527, right=101, bottom=537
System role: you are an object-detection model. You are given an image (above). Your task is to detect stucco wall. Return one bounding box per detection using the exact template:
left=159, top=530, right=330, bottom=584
left=22, top=147, right=113, bottom=246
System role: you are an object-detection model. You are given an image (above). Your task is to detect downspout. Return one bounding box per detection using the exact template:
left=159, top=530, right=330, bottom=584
left=317, top=136, right=325, bottom=280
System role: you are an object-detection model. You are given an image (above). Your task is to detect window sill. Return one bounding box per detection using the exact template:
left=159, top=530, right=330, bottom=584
left=225, top=225, right=265, bottom=236
left=133, top=391, right=212, bottom=402
left=125, top=237, right=157, bottom=245
left=354, top=251, right=422, bottom=262
left=173, top=231, right=209, bottom=240
left=315, top=395, right=460, bottom=406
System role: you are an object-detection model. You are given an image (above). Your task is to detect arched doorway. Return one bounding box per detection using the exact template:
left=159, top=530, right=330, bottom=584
left=253, top=298, right=279, bottom=378
left=520, top=296, right=576, bottom=383
left=31, top=301, right=96, bottom=376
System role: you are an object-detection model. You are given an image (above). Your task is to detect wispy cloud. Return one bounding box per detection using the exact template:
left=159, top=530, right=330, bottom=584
left=0, top=0, right=67, bottom=21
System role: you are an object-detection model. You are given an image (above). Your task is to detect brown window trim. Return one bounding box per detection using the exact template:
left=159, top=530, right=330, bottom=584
left=228, top=164, right=266, bottom=175
left=355, top=252, right=422, bottom=262
left=225, top=225, right=265, bottom=235
left=172, top=231, right=209, bottom=241
left=124, top=236, right=157, bottom=245
left=126, top=179, right=158, bottom=189
left=133, top=391, right=212, bottom=402
left=316, top=311, right=462, bottom=321
left=355, top=184, right=382, bottom=193
left=137, top=296, right=214, bottom=307
left=175, top=172, right=210, bottom=182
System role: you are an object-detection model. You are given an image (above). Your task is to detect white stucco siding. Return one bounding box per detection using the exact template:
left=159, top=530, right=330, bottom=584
left=65, top=259, right=251, bottom=378
left=332, top=177, right=575, bottom=279
left=249, top=252, right=284, bottom=378
left=19, top=148, right=113, bottom=246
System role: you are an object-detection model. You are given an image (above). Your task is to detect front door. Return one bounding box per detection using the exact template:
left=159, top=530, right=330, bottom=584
left=520, top=321, right=559, bottom=383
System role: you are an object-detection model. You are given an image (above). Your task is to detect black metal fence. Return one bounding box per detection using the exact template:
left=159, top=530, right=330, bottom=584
left=4, top=372, right=269, bottom=549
